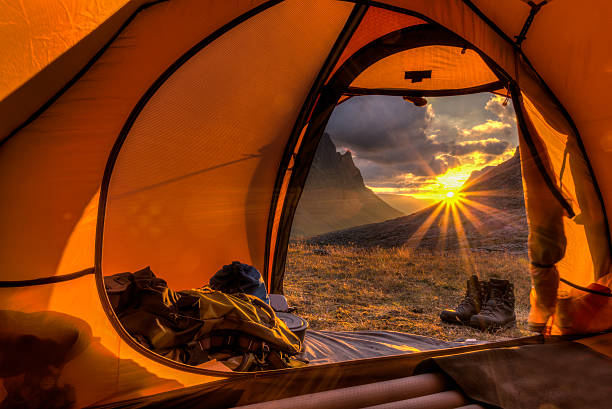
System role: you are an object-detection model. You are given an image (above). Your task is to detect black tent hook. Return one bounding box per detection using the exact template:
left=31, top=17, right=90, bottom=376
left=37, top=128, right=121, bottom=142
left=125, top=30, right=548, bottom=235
left=515, top=1, right=549, bottom=47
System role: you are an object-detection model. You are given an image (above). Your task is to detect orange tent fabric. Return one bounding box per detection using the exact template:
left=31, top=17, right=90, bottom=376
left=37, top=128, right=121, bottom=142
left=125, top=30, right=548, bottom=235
left=1, top=0, right=611, bottom=406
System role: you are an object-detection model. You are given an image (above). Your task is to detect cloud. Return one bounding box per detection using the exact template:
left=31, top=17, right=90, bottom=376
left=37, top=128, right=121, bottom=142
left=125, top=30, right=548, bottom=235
left=326, top=96, right=446, bottom=179
left=465, top=120, right=510, bottom=135
left=485, top=94, right=516, bottom=124
left=452, top=138, right=509, bottom=156
left=324, top=94, right=517, bottom=187
left=429, top=154, right=461, bottom=175
left=430, top=94, right=517, bottom=145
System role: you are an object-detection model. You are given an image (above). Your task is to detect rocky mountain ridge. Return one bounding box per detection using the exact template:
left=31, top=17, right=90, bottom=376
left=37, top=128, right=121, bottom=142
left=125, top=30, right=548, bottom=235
left=290, top=133, right=404, bottom=238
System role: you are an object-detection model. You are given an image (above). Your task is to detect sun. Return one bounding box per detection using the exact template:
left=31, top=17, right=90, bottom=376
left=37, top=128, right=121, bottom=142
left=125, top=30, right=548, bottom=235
left=443, top=190, right=461, bottom=204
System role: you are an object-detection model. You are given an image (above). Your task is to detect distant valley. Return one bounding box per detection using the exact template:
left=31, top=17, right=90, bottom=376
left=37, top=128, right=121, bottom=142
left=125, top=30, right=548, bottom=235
left=307, top=148, right=527, bottom=253
left=376, top=193, right=434, bottom=216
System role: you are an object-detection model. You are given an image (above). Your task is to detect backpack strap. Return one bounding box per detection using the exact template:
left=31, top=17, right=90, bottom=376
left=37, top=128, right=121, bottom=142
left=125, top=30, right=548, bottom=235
left=194, top=332, right=268, bottom=354
left=188, top=333, right=301, bottom=370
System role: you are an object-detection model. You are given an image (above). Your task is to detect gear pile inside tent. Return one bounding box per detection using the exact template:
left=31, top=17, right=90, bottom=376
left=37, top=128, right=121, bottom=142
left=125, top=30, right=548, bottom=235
left=1, top=1, right=611, bottom=408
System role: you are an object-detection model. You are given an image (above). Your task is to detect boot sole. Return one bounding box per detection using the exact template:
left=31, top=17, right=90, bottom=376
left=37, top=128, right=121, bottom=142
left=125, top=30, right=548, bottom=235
left=469, top=318, right=516, bottom=332
left=440, top=315, right=472, bottom=326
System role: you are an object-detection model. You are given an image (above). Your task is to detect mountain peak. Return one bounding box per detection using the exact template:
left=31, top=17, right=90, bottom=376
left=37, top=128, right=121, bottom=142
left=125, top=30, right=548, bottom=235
left=461, top=148, right=522, bottom=194
left=291, top=134, right=403, bottom=238
left=340, top=150, right=353, bottom=160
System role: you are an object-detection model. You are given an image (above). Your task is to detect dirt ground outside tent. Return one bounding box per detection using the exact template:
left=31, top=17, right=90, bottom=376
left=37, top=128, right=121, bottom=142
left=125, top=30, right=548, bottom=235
left=284, top=242, right=535, bottom=342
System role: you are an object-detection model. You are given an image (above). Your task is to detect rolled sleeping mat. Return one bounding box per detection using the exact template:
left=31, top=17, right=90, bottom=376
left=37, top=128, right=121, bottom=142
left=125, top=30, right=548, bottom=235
left=235, top=373, right=449, bottom=409
left=360, top=390, right=468, bottom=409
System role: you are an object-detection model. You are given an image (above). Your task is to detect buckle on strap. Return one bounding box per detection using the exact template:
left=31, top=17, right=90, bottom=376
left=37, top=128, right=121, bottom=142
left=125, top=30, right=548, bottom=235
left=245, top=338, right=255, bottom=352
left=196, top=337, right=211, bottom=351
left=237, top=336, right=261, bottom=353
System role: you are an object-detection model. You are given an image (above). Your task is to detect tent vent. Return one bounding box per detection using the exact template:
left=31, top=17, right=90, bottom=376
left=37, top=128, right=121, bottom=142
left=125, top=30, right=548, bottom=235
left=404, top=70, right=431, bottom=83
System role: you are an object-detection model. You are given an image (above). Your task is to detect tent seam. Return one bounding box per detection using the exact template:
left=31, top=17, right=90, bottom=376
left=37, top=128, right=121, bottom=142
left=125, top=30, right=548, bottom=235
left=0, top=0, right=169, bottom=148
left=514, top=1, right=549, bottom=47
left=265, top=3, right=368, bottom=292
left=0, top=267, right=94, bottom=288
left=345, top=81, right=503, bottom=97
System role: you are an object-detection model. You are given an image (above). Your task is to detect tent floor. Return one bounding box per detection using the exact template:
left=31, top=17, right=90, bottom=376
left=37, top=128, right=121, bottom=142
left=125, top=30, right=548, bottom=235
left=303, top=329, right=484, bottom=364
left=93, top=332, right=545, bottom=408
left=92, top=331, right=612, bottom=409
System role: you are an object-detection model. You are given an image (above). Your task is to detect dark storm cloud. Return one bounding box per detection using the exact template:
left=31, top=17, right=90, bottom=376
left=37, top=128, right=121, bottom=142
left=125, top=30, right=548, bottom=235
left=325, top=95, right=513, bottom=183
left=326, top=96, right=448, bottom=179
left=327, top=97, right=433, bottom=157
left=429, top=154, right=461, bottom=175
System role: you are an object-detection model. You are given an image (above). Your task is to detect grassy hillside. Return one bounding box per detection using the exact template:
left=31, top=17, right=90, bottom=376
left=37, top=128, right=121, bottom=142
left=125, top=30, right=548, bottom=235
left=284, top=242, right=534, bottom=341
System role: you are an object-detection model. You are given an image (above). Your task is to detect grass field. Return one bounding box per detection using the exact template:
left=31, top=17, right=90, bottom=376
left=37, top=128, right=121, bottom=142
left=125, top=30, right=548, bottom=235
left=284, top=242, right=535, bottom=342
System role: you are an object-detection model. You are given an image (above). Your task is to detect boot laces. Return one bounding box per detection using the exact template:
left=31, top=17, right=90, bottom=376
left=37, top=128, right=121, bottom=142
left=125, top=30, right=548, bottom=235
left=479, top=298, right=503, bottom=317
left=480, top=288, right=511, bottom=317
left=457, top=296, right=476, bottom=313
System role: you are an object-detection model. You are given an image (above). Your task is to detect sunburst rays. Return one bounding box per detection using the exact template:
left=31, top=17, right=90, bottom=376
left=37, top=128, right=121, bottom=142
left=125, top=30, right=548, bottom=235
left=402, top=182, right=516, bottom=280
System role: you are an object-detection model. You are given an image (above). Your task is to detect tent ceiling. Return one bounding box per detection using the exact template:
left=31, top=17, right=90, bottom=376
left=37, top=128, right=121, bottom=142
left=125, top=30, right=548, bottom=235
left=0, top=0, right=275, bottom=283
left=0, top=0, right=154, bottom=140
left=329, top=6, right=425, bottom=79
left=0, top=0, right=136, bottom=101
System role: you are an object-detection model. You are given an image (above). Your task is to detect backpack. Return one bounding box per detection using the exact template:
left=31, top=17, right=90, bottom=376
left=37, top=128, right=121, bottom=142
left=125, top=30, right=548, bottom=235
left=209, top=261, right=270, bottom=305
left=104, top=267, right=303, bottom=371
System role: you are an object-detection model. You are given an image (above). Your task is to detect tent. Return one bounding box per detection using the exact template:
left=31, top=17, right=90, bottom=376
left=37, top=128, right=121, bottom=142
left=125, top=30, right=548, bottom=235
left=1, top=0, right=611, bottom=407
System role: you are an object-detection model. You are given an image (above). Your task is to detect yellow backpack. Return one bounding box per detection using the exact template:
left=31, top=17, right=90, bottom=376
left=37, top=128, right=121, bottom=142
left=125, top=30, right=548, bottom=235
left=105, top=267, right=303, bottom=371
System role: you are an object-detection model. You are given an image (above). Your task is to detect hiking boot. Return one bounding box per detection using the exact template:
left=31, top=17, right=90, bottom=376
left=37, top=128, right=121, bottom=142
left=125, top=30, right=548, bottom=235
left=470, top=278, right=516, bottom=331
left=440, top=275, right=484, bottom=324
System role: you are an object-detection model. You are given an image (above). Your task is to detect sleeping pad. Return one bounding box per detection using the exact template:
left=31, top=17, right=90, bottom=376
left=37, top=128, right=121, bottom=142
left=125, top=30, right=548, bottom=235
left=103, top=267, right=303, bottom=371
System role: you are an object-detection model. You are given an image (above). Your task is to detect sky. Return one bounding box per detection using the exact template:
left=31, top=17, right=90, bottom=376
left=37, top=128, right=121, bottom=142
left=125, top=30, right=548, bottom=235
left=325, top=93, right=518, bottom=201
